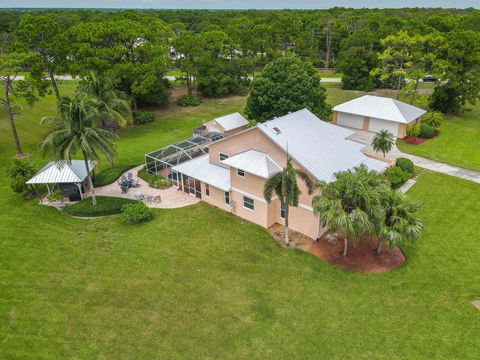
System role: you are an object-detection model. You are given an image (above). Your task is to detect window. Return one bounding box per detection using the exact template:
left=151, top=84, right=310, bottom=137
left=205, top=184, right=210, bottom=196
left=219, top=153, right=229, bottom=161
left=243, top=196, right=254, bottom=211
left=224, top=191, right=230, bottom=205
left=237, top=169, right=245, bottom=177
left=280, top=202, right=286, bottom=219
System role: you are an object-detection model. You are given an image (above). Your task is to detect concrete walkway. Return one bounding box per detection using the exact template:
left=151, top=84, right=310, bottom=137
left=386, top=148, right=480, bottom=184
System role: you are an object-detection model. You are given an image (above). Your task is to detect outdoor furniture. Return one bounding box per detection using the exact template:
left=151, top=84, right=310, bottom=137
left=132, top=179, right=140, bottom=187
left=121, top=184, right=129, bottom=193
left=145, top=195, right=154, bottom=203
left=134, top=192, right=144, bottom=201
left=127, top=172, right=133, bottom=180
left=153, top=195, right=161, bottom=203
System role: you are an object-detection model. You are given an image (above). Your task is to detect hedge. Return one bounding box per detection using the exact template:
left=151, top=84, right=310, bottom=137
left=132, top=111, right=155, bottom=125
left=396, top=157, right=414, bottom=174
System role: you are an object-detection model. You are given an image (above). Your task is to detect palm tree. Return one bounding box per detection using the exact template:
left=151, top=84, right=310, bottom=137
left=264, top=157, right=314, bottom=246
left=374, top=186, right=423, bottom=253
left=372, top=130, right=395, bottom=157
left=39, top=95, right=117, bottom=206
left=77, top=71, right=131, bottom=129
left=312, top=165, right=384, bottom=256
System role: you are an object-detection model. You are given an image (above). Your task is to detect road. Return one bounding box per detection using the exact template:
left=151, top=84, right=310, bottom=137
left=14, top=75, right=343, bottom=83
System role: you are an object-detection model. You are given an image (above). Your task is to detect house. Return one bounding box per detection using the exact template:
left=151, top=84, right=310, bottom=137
left=332, top=95, right=426, bottom=138
left=204, top=112, right=249, bottom=135
left=26, top=160, right=96, bottom=201
left=170, top=109, right=389, bottom=240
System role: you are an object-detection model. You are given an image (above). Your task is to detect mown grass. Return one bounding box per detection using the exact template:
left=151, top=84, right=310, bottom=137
left=1, top=81, right=480, bottom=358
left=0, top=168, right=479, bottom=358
left=63, top=196, right=137, bottom=217
left=94, top=164, right=137, bottom=187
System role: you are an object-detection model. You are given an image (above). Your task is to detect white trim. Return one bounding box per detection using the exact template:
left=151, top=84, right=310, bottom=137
left=298, top=203, right=314, bottom=212
left=231, top=187, right=270, bottom=204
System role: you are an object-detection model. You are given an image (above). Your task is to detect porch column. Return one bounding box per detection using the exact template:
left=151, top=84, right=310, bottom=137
left=76, top=183, right=84, bottom=200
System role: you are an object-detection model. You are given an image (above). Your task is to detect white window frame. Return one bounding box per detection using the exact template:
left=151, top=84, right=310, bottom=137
left=219, top=152, right=229, bottom=162
left=237, top=169, right=245, bottom=178
left=205, top=184, right=210, bottom=197
left=224, top=191, right=230, bottom=205
left=243, top=196, right=254, bottom=211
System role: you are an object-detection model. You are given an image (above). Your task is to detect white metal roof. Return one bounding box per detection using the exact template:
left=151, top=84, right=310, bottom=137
left=26, top=160, right=97, bottom=184
left=214, top=112, right=249, bottom=131
left=172, top=155, right=231, bottom=191
left=221, top=150, right=282, bottom=179
left=256, top=109, right=385, bottom=182
left=333, top=95, right=426, bottom=124
left=363, top=157, right=389, bottom=173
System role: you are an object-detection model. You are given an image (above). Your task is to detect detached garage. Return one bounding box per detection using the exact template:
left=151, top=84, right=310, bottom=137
left=332, top=95, right=426, bottom=138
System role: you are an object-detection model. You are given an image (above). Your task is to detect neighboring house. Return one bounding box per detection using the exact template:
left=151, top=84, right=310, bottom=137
left=170, top=109, right=389, bottom=240
left=332, top=95, right=426, bottom=138
left=204, top=112, right=249, bottom=135
left=26, top=160, right=97, bottom=201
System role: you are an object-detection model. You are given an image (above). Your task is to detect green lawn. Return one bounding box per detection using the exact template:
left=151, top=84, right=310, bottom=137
left=1, top=81, right=480, bottom=357
left=397, top=108, right=480, bottom=172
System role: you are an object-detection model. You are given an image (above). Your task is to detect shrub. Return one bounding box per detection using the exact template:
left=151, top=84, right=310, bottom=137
left=47, top=189, right=64, bottom=202
left=396, top=157, right=414, bottom=174
left=386, top=166, right=410, bottom=189
left=419, top=123, right=435, bottom=139
left=94, top=164, right=137, bottom=187
left=421, top=111, right=443, bottom=128
left=406, top=123, right=420, bottom=137
left=138, top=168, right=171, bottom=189
left=177, top=95, right=202, bottom=107
left=7, top=160, right=38, bottom=195
left=121, top=202, right=153, bottom=224
left=132, top=111, right=155, bottom=125
left=64, top=196, right=137, bottom=217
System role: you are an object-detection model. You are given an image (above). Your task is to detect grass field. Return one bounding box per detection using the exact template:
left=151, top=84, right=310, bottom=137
left=1, top=81, right=480, bottom=358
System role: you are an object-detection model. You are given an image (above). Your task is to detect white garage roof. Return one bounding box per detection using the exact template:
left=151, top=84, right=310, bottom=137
left=26, top=160, right=97, bottom=184
left=221, top=150, right=282, bottom=179
left=333, top=95, right=426, bottom=124
left=214, top=112, right=248, bottom=131
left=256, top=109, right=387, bottom=182
left=172, top=155, right=231, bottom=191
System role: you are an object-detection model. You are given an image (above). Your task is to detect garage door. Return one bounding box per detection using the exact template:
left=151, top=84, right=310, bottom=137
left=337, top=112, right=364, bottom=129
left=368, top=118, right=399, bottom=136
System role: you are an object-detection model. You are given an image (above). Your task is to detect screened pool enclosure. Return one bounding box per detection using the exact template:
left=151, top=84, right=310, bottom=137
left=145, top=132, right=227, bottom=179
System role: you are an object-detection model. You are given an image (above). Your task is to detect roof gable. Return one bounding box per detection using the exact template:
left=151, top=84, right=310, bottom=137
left=221, top=149, right=282, bottom=178
left=26, top=160, right=97, bottom=184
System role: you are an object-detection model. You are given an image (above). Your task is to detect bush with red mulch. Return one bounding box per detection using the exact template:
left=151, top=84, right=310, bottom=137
left=308, top=235, right=406, bottom=273
left=402, top=130, right=440, bottom=145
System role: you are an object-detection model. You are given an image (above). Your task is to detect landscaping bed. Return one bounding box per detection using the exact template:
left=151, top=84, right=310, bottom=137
left=308, top=235, right=406, bottom=273
left=402, top=130, right=440, bottom=145
left=138, top=168, right=171, bottom=189
left=63, top=196, right=138, bottom=217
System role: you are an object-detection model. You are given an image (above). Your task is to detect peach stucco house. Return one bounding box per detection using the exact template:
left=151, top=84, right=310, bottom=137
left=169, top=109, right=389, bottom=240
left=332, top=95, right=426, bottom=138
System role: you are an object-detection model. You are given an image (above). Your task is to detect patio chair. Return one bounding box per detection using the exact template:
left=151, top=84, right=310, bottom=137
left=127, top=172, right=133, bottom=180
left=133, top=179, right=140, bottom=187
left=121, top=184, right=129, bottom=193
left=134, top=192, right=144, bottom=201
left=145, top=195, right=154, bottom=203
left=153, top=195, right=161, bottom=203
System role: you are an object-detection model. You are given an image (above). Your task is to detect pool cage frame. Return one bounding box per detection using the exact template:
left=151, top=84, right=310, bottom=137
left=145, top=132, right=227, bottom=179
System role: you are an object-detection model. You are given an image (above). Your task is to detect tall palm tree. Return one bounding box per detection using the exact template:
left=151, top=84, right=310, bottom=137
left=312, top=165, right=384, bottom=256
left=39, top=95, right=117, bottom=206
left=375, top=186, right=423, bottom=253
left=77, top=71, right=131, bottom=129
left=372, top=129, right=395, bottom=158
left=264, top=157, right=314, bottom=246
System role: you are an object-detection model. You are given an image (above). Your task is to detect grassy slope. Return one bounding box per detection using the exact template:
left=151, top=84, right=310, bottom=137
left=0, top=168, right=479, bottom=358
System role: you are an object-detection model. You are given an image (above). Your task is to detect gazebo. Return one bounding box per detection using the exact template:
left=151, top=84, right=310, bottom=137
left=26, top=160, right=97, bottom=201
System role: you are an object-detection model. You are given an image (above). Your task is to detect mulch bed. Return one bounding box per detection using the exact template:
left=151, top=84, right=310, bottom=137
left=402, top=130, right=440, bottom=145
left=307, top=234, right=406, bottom=274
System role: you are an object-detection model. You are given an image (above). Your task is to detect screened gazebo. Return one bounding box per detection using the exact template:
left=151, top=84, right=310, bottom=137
left=145, top=132, right=226, bottom=179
